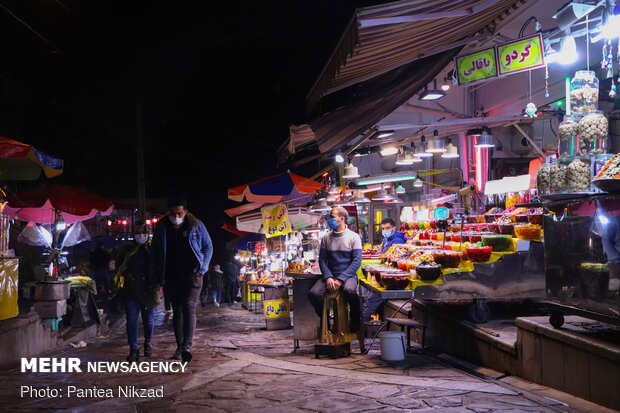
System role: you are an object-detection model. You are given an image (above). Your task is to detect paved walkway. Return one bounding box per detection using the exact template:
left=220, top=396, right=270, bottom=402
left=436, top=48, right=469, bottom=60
left=0, top=304, right=613, bottom=412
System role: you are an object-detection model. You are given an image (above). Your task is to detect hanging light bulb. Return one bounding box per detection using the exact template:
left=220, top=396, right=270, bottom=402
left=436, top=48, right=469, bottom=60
left=474, top=127, right=495, bottom=148
left=395, top=147, right=414, bottom=165
left=427, top=130, right=446, bottom=153
left=558, top=30, right=578, bottom=65
left=441, top=75, right=451, bottom=91
left=372, top=184, right=394, bottom=201
left=416, top=135, right=433, bottom=157
left=442, top=141, right=460, bottom=158
left=334, top=151, right=345, bottom=163
left=342, top=160, right=360, bottom=179
left=327, top=183, right=340, bottom=195
left=414, top=178, right=423, bottom=188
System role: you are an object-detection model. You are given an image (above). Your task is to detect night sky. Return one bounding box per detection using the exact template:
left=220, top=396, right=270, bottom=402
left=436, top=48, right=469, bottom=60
left=0, top=1, right=382, bottom=261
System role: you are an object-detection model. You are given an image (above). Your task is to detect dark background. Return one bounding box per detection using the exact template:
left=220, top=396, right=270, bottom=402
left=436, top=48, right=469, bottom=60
left=0, top=0, right=381, bottom=264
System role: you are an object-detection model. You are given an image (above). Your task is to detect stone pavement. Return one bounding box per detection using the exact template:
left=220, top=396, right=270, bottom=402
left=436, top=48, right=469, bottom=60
left=0, top=304, right=614, bottom=413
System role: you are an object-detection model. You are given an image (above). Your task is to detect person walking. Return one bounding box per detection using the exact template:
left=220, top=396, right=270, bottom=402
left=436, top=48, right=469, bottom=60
left=209, top=264, right=224, bottom=307
left=90, top=241, right=111, bottom=296
left=116, top=221, right=159, bottom=362
left=308, top=207, right=363, bottom=332
left=223, top=253, right=240, bottom=306
left=151, top=199, right=213, bottom=363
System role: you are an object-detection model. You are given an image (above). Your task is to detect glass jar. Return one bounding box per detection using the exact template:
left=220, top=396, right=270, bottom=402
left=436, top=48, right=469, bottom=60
left=537, top=163, right=551, bottom=195
left=566, top=156, right=591, bottom=192
left=579, top=110, right=608, bottom=150
left=570, top=70, right=599, bottom=116
left=558, top=115, right=579, bottom=157
left=550, top=159, right=568, bottom=193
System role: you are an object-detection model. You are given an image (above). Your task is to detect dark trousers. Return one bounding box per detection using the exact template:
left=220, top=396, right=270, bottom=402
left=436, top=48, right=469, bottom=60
left=165, top=275, right=203, bottom=350
left=308, top=277, right=360, bottom=321
left=224, top=277, right=238, bottom=305
left=124, top=299, right=155, bottom=350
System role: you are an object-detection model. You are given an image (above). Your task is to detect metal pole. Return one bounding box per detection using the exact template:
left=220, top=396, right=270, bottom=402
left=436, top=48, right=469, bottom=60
left=137, top=98, right=146, bottom=221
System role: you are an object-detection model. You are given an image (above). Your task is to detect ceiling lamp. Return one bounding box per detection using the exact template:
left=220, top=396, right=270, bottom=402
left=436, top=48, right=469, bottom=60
left=427, top=131, right=446, bottom=153
left=413, top=178, right=423, bottom=188
left=342, top=161, right=360, bottom=179
left=419, top=79, right=446, bottom=101
left=395, top=148, right=414, bottom=165
left=334, top=196, right=354, bottom=207
left=327, top=184, right=340, bottom=195
left=474, top=127, right=495, bottom=148
left=395, top=182, right=406, bottom=194
left=350, top=190, right=371, bottom=204
left=334, top=151, right=345, bottom=163
left=385, top=196, right=404, bottom=204
left=558, top=31, right=578, bottom=65
left=441, top=74, right=451, bottom=91
left=442, top=142, right=460, bottom=159
left=325, top=193, right=337, bottom=203
left=377, top=130, right=395, bottom=139
left=309, top=200, right=331, bottom=212
left=380, top=146, right=398, bottom=157
left=371, top=184, right=394, bottom=201
left=416, top=135, right=433, bottom=158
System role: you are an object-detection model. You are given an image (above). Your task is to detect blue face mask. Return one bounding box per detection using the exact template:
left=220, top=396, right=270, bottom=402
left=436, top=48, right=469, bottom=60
left=382, top=229, right=393, bottom=239
left=327, top=217, right=340, bottom=230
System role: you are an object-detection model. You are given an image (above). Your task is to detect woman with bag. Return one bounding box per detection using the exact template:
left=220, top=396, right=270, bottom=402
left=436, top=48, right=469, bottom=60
left=116, top=220, right=160, bottom=362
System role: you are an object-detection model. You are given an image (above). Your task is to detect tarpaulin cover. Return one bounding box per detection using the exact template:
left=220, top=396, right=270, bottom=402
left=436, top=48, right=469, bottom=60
left=0, top=258, right=19, bottom=320
left=0, top=137, right=63, bottom=180
left=228, top=172, right=323, bottom=203
left=4, top=183, right=114, bottom=224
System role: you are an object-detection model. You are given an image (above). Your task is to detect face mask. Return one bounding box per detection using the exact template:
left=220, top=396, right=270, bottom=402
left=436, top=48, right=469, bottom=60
left=134, top=234, right=148, bottom=245
left=327, top=217, right=340, bottom=230
left=169, top=216, right=184, bottom=226
left=382, top=229, right=393, bottom=239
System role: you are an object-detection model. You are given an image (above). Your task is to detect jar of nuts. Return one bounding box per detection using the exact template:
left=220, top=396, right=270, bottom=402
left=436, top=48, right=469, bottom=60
left=537, top=163, right=551, bottom=195
left=570, top=70, right=599, bottom=116
left=550, top=159, right=568, bottom=193
left=578, top=110, right=608, bottom=151
left=558, top=115, right=579, bottom=156
left=566, top=156, right=591, bottom=192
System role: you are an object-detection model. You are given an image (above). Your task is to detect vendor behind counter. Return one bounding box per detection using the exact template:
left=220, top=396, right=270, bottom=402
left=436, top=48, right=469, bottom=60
left=380, top=218, right=406, bottom=253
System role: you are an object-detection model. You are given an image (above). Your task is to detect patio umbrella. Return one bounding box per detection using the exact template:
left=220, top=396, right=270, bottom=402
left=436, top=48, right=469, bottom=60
left=228, top=172, right=323, bottom=203
left=235, top=206, right=322, bottom=233
left=0, top=137, right=63, bottom=180
left=4, top=183, right=114, bottom=224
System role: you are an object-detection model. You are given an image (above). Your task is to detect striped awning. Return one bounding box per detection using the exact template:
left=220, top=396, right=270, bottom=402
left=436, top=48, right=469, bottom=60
left=307, top=0, right=527, bottom=109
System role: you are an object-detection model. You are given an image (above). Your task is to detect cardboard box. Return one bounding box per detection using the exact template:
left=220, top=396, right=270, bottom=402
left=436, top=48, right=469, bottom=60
left=34, top=299, right=67, bottom=318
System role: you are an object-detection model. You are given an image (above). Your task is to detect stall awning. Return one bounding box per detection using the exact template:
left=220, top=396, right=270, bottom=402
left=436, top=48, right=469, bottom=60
left=236, top=206, right=322, bottom=234
left=307, top=0, right=528, bottom=108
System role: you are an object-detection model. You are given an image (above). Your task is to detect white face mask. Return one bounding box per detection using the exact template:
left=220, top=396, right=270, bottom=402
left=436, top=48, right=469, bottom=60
left=134, top=234, right=148, bottom=245
left=169, top=216, right=184, bottom=226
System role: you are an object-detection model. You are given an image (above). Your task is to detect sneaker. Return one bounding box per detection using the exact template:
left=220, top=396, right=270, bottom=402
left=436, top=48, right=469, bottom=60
left=171, top=347, right=182, bottom=360
left=181, top=345, right=193, bottom=363
left=144, top=344, right=153, bottom=357
left=126, top=348, right=139, bottom=363
left=214, top=302, right=220, bottom=307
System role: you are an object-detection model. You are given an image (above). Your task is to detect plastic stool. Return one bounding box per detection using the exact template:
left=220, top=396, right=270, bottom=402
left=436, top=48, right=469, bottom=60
left=315, top=290, right=365, bottom=357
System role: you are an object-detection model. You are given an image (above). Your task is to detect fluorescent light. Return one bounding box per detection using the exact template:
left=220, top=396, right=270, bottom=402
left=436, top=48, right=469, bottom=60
left=380, top=146, right=398, bottom=156
left=357, top=173, right=417, bottom=186
left=335, top=151, right=344, bottom=163
left=419, top=79, right=446, bottom=101
left=377, top=130, right=395, bottom=139
left=558, top=34, right=578, bottom=65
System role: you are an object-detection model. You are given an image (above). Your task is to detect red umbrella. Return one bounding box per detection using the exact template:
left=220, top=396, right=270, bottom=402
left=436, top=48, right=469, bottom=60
left=4, top=183, right=114, bottom=224
left=228, top=172, right=323, bottom=203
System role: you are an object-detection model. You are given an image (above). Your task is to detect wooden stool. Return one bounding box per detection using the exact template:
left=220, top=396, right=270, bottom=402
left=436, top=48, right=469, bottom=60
left=385, top=317, right=427, bottom=352
left=315, top=290, right=365, bottom=358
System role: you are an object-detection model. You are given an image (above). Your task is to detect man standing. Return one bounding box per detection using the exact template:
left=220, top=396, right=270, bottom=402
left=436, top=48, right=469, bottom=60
left=151, top=199, right=213, bottom=363
left=380, top=217, right=407, bottom=253
left=223, top=252, right=240, bottom=306
left=308, top=207, right=362, bottom=332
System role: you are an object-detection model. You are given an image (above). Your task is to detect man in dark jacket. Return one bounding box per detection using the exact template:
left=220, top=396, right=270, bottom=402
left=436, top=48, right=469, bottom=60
left=223, top=253, right=240, bottom=306
left=380, top=218, right=407, bottom=253
left=151, top=199, right=213, bottom=363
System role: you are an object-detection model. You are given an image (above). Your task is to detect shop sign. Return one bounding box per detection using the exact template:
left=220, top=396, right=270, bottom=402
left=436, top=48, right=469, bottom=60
left=496, top=33, right=545, bottom=76
left=433, top=207, right=449, bottom=219
left=264, top=299, right=290, bottom=319
left=261, top=204, right=291, bottom=238
left=416, top=209, right=429, bottom=221
left=254, top=241, right=268, bottom=255
left=455, top=47, right=498, bottom=85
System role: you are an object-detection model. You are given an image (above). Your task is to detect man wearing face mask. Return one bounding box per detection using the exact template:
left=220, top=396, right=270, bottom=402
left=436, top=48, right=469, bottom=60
left=151, top=199, right=213, bottom=363
left=380, top=218, right=406, bottom=253
left=116, top=220, right=159, bottom=362
left=308, top=207, right=363, bottom=332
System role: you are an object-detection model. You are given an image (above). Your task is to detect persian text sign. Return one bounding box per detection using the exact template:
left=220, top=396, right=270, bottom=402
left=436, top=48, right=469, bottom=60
left=261, top=204, right=291, bottom=238
left=496, top=33, right=545, bottom=76
left=264, top=299, right=290, bottom=319
left=456, top=47, right=497, bottom=85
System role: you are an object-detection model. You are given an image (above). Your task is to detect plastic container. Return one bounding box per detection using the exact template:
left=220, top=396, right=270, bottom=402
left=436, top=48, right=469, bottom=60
left=432, top=250, right=463, bottom=268
left=482, top=235, right=512, bottom=252
left=570, top=70, right=599, bottom=116
left=381, top=274, right=411, bottom=290
left=466, top=246, right=493, bottom=262
left=566, top=156, right=591, bottom=192
left=514, top=224, right=542, bottom=240
left=558, top=115, right=579, bottom=157
left=379, top=331, right=407, bottom=361
left=415, top=262, right=442, bottom=280
left=498, top=222, right=515, bottom=236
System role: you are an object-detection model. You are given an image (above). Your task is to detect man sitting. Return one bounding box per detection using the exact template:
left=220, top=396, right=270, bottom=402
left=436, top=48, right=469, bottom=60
left=308, top=207, right=362, bottom=332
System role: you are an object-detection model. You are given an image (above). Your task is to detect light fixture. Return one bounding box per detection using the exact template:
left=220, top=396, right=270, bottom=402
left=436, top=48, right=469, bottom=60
left=377, top=130, right=396, bottom=139
left=395, top=147, right=414, bottom=165
left=325, top=193, right=337, bottom=203
left=427, top=131, right=446, bottom=153
left=309, top=200, right=331, bottom=212
left=372, top=184, right=394, bottom=202
left=441, top=74, right=451, bottom=91
left=327, top=184, right=340, bottom=195
left=593, top=5, right=620, bottom=42
left=385, top=194, right=404, bottom=204
left=334, top=151, right=345, bottom=163
left=414, top=178, right=423, bottom=188
left=558, top=31, right=578, bottom=65
left=342, top=161, right=360, bottom=179
left=409, top=143, right=423, bottom=163
left=416, top=135, right=433, bottom=158
left=419, top=79, right=446, bottom=100
left=55, top=216, right=67, bottom=232
left=553, top=1, right=597, bottom=31
left=474, top=127, right=495, bottom=148
left=350, top=190, right=371, bottom=204
left=442, top=142, right=460, bottom=158
left=380, top=146, right=398, bottom=157
left=395, top=182, right=406, bottom=194
left=357, top=171, right=417, bottom=186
